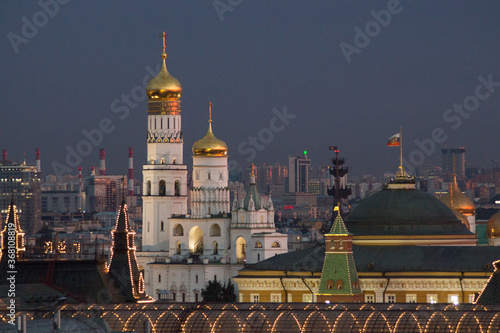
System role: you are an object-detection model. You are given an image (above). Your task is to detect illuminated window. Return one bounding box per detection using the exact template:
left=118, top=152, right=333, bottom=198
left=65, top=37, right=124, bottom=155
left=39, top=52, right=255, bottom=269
left=468, top=294, right=476, bottom=303
left=303, top=294, right=312, bottom=303
left=339, top=239, right=343, bottom=249
left=270, top=294, right=281, bottom=302
left=427, top=294, right=438, bottom=304
left=255, top=241, right=263, bottom=248
left=272, top=241, right=281, bottom=248
left=386, top=294, right=396, bottom=303
left=449, top=295, right=459, bottom=305
left=365, top=294, right=375, bottom=303
left=406, top=294, right=417, bottom=303
left=239, top=293, right=244, bottom=302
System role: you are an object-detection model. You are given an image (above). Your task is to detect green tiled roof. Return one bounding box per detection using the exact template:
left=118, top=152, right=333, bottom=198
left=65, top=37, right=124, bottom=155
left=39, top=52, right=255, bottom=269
left=328, top=212, right=351, bottom=235
left=318, top=253, right=360, bottom=295
left=344, top=189, right=474, bottom=236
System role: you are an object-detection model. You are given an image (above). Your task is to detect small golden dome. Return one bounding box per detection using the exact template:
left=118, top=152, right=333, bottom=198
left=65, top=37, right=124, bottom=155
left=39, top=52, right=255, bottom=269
left=487, top=210, right=500, bottom=238
left=451, top=208, right=470, bottom=230
left=146, top=55, right=182, bottom=101
left=440, top=175, right=475, bottom=215
left=192, top=123, right=228, bottom=157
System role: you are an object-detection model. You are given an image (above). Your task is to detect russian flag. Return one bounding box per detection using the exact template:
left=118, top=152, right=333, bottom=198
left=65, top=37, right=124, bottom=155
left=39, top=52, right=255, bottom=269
left=387, top=133, right=400, bottom=146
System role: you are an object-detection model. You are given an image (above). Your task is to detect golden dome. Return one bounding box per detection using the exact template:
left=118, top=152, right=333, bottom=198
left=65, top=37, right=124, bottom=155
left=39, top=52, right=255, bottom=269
left=146, top=54, right=182, bottom=101
left=440, top=175, right=475, bottom=215
left=451, top=208, right=470, bottom=230
left=487, top=210, right=500, bottom=238
left=192, top=122, right=228, bottom=157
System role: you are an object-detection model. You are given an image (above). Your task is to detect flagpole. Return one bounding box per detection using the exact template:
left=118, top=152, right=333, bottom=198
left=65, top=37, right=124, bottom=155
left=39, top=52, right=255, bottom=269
left=400, top=126, right=403, bottom=176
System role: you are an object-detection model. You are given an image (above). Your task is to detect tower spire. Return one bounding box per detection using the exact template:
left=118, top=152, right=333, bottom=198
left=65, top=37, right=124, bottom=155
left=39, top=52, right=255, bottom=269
left=159, top=32, right=168, bottom=59
left=208, top=101, right=213, bottom=123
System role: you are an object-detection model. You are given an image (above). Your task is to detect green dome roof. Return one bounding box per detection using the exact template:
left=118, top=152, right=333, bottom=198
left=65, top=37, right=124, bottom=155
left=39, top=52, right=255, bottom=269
left=344, top=187, right=473, bottom=236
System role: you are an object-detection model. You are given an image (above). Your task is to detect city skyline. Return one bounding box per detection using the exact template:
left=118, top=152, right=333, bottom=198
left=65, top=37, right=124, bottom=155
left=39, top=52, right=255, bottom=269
left=1, top=1, right=499, bottom=177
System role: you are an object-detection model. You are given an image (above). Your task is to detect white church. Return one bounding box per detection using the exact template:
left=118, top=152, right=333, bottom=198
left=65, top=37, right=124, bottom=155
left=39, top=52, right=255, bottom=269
left=136, top=37, right=288, bottom=302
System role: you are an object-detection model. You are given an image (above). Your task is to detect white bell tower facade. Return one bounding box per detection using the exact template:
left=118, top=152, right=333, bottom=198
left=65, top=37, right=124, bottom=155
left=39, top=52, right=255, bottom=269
left=142, top=33, right=188, bottom=252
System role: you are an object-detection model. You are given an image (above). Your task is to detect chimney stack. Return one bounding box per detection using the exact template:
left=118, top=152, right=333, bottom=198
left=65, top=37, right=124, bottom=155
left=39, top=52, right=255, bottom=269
left=99, top=149, right=106, bottom=175
left=128, top=147, right=134, bottom=196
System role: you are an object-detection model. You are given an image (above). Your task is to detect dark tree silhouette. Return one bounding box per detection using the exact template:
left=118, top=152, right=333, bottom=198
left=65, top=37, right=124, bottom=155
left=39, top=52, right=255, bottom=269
left=201, top=278, right=236, bottom=302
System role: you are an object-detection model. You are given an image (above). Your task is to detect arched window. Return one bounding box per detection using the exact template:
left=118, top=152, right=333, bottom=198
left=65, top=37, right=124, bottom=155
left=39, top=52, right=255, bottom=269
left=220, top=172, right=223, bottom=180
left=327, top=279, right=334, bottom=290
left=176, top=241, right=181, bottom=255
left=195, top=171, right=199, bottom=180
left=330, top=240, right=335, bottom=249
left=210, top=224, right=221, bottom=237
left=336, top=279, right=344, bottom=290
left=147, top=181, right=151, bottom=196
left=272, top=241, right=281, bottom=248
left=236, top=237, right=246, bottom=263
left=207, top=172, right=211, bottom=180
left=173, top=224, right=184, bottom=236
left=160, top=221, right=164, bottom=232
left=189, top=226, right=203, bottom=255
left=257, top=253, right=260, bottom=261
left=174, top=180, right=180, bottom=196
left=260, top=215, right=264, bottom=223
left=255, top=241, right=263, bottom=248
left=159, top=180, right=166, bottom=196
left=213, top=241, right=218, bottom=255
left=339, top=239, right=343, bottom=249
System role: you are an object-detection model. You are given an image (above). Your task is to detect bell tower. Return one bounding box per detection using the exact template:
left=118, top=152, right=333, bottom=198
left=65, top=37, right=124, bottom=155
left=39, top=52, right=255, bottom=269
left=142, top=33, right=188, bottom=251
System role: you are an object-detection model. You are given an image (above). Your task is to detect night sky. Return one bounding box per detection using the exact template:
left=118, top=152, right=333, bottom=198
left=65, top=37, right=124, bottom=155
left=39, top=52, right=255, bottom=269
left=1, top=1, right=499, bottom=178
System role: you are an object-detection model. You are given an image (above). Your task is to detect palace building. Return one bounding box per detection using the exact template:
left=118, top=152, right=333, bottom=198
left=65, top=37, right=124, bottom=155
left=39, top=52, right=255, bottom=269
left=234, top=177, right=500, bottom=304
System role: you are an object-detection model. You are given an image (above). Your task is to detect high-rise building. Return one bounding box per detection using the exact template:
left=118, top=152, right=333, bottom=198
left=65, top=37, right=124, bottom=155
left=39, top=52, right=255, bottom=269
left=0, top=159, right=41, bottom=235
left=442, top=146, right=466, bottom=178
left=288, top=155, right=311, bottom=193
left=85, top=174, right=126, bottom=213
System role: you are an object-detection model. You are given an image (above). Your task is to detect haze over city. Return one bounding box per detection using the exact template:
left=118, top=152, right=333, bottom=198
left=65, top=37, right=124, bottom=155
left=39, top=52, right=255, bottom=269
left=1, top=1, right=499, bottom=176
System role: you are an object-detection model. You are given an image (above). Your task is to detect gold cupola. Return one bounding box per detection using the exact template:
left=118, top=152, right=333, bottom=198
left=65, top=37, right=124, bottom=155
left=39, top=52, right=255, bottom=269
left=440, top=174, right=475, bottom=216
left=146, top=32, right=182, bottom=101
left=192, top=102, right=228, bottom=157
